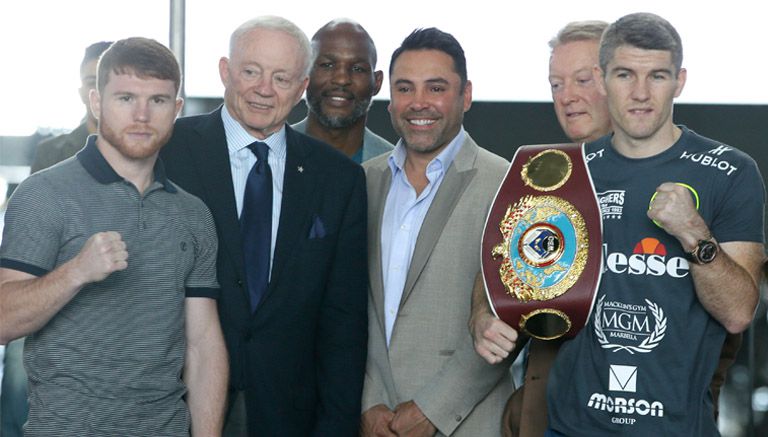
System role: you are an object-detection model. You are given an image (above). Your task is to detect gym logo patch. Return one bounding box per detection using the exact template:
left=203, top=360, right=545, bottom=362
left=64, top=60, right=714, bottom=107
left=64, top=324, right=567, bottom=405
left=593, top=295, right=667, bottom=354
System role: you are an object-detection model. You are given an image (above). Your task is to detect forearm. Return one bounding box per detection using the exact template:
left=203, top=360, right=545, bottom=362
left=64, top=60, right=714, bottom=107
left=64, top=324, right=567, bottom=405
left=1, top=231, right=127, bottom=344
left=0, top=262, right=85, bottom=344
left=469, top=271, right=519, bottom=363
left=648, top=183, right=764, bottom=333
left=184, top=325, right=229, bottom=436
left=469, top=271, right=494, bottom=330
left=690, top=242, right=763, bottom=333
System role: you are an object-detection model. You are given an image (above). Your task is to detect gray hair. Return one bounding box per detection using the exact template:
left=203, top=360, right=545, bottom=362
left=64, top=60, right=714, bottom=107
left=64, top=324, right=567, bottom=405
left=229, top=15, right=312, bottom=78
left=548, top=20, right=609, bottom=51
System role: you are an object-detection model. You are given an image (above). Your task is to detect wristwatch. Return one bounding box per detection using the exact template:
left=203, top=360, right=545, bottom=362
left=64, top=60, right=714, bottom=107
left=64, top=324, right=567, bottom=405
left=686, top=237, right=719, bottom=265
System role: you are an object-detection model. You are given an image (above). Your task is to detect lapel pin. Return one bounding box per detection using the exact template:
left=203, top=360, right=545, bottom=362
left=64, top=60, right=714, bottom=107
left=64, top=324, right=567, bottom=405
left=298, top=166, right=304, bottom=173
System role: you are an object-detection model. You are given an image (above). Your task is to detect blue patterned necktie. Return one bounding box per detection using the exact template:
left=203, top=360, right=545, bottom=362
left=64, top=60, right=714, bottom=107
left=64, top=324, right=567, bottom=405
left=241, top=141, right=272, bottom=312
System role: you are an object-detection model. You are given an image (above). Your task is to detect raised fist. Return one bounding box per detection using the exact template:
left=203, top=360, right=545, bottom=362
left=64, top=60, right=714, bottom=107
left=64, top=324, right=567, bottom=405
left=73, top=231, right=128, bottom=284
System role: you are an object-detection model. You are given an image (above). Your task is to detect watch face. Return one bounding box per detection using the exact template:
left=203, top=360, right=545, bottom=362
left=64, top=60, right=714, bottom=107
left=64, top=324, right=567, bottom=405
left=698, top=241, right=718, bottom=263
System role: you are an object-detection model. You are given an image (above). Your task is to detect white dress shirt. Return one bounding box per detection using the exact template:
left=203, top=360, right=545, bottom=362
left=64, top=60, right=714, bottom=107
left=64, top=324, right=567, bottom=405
left=221, top=105, right=286, bottom=275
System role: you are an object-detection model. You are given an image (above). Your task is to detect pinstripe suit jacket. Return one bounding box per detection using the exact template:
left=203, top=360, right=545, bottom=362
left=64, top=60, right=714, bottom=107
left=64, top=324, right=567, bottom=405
left=161, top=107, right=368, bottom=436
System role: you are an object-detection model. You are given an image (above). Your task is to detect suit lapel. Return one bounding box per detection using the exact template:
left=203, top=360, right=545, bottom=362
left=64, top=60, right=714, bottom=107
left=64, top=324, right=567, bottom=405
left=189, top=110, right=246, bottom=276
left=399, top=136, right=479, bottom=308
left=266, top=126, right=317, bottom=302
left=367, top=162, right=393, bottom=334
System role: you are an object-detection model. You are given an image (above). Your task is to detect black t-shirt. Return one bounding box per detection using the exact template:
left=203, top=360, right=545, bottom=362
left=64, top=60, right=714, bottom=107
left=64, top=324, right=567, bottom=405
left=547, top=126, right=765, bottom=436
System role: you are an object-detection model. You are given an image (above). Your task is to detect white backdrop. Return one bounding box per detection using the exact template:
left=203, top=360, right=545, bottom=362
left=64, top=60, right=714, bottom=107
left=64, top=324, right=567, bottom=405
left=1, top=0, right=766, bottom=135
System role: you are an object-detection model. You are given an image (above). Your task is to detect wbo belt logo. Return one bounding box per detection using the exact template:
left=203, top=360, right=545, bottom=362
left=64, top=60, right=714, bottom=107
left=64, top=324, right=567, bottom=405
left=520, top=224, right=563, bottom=267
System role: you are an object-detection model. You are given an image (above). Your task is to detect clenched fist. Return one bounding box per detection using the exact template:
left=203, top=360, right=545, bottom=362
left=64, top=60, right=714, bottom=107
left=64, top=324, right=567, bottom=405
left=470, top=310, right=518, bottom=365
left=72, top=231, right=128, bottom=284
left=647, top=182, right=708, bottom=250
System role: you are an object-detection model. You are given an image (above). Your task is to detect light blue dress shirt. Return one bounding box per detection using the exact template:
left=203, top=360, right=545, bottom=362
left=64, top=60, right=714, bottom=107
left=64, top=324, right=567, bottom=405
left=221, top=105, right=286, bottom=275
left=381, top=128, right=466, bottom=345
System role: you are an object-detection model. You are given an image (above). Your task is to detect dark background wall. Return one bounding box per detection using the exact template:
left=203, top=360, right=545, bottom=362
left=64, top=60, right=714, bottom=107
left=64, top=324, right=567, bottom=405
left=4, top=99, right=766, bottom=205
left=187, top=98, right=768, bottom=175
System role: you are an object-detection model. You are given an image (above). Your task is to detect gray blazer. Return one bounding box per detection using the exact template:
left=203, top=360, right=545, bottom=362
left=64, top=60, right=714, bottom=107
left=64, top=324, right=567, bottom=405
left=362, top=133, right=513, bottom=436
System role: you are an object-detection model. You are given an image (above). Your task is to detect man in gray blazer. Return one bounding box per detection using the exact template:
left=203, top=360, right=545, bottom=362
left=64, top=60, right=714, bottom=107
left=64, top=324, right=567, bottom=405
left=361, top=28, right=512, bottom=436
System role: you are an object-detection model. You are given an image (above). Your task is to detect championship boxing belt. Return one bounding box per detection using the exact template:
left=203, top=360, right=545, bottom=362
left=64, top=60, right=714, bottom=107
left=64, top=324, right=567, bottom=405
left=481, top=143, right=602, bottom=340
